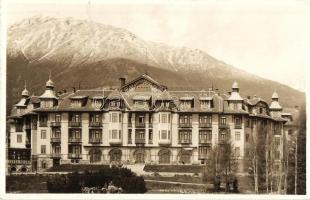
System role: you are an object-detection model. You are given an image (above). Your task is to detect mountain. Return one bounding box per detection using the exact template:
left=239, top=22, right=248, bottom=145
left=7, top=16, right=305, bottom=114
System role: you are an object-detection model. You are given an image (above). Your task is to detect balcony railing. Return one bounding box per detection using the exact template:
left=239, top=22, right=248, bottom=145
left=68, top=153, right=82, bottom=159
left=51, top=137, right=61, bottom=143
left=128, top=139, right=132, bottom=144
left=274, top=130, right=281, bottom=135
left=199, top=139, right=212, bottom=144
left=89, top=138, right=102, bottom=144
left=148, top=140, right=153, bottom=144
left=39, top=122, right=48, bottom=127
left=179, top=139, right=191, bottom=144
left=158, top=138, right=171, bottom=145
left=179, top=123, right=192, bottom=128
left=219, top=124, right=229, bottom=129
left=128, top=123, right=132, bottom=128
left=51, top=153, right=61, bottom=158
left=8, top=160, right=31, bottom=165
left=89, top=122, right=102, bottom=127
left=51, top=122, right=61, bottom=127
left=69, top=121, right=81, bottom=127
left=198, top=154, right=209, bottom=160
left=15, top=126, right=23, bottom=132
left=135, top=138, right=146, bottom=144
left=135, top=123, right=145, bottom=128
left=149, top=124, right=153, bottom=128
left=234, top=124, right=242, bottom=129
left=199, top=123, right=212, bottom=128
left=25, top=124, right=31, bottom=129
left=68, top=138, right=82, bottom=143
left=109, top=138, right=122, bottom=145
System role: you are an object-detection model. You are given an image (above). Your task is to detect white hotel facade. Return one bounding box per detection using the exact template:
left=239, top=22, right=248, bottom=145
left=7, top=74, right=293, bottom=172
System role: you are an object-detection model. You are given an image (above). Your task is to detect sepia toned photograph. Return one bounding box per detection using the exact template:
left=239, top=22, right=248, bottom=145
left=1, top=0, right=308, bottom=198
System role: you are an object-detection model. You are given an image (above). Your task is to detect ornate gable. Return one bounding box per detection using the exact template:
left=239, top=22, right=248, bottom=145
left=121, top=74, right=167, bottom=92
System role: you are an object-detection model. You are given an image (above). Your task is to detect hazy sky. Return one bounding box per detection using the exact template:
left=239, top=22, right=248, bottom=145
left=7, top=0, right=310, bottom=91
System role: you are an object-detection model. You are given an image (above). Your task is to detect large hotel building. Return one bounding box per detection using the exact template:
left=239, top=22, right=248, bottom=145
left=6, top=74, right=297, bottom=172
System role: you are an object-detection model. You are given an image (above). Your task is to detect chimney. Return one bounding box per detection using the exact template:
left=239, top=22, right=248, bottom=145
left=247, top=96, right=251, bottom=99
left=119, top=77, right=126, bottom=87
left=228, top=91, right=231, bottom=95
left=72, top=87, right=76, bottom=93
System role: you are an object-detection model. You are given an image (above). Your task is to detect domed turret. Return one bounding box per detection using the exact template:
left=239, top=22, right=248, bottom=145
left=232, top=81, right=239, bottom=92
left=39, top=72, right=57, bottom=99
left=21, top=81, right=29, bottom=97
left=270, top=91, right=282, bottom=110
left=271, top=91, right=279, bottom=101
left=228, top=81, right=243, bottom=101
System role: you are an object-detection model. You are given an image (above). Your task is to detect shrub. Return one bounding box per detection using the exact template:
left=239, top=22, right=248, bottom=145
left=47, top=166, right=147, bottom=193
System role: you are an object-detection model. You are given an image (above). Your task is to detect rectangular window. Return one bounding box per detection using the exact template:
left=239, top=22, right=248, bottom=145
left=179, top=114, right=192, bottom=124
left=179, top=130, right=192, bottom=143
left=161, top=130, right=167, bottom=139
left=199, top=146, right=211, bottom=158
left=41, top=145, right=46, bottom=154
left=275, top=151, right=280, bottom=160
left=111, top=130, right=120, bottom=139
left=235, top=147, right=240, bottom=157
left=275, top=137, right=281, bottom=146
left=235, top=117, right=242, bottom=125
left=111, top=113, right=118, bottom=123
left=161, top=114, right=167, bottom=123
left=246, top=119, right=250, bottom=128
left=17, top=134, right=22, bottom=143
left=70, top=129, right=81, bottom=138
left=246, top=134, right=249, bottom=142
left=149, top=129, right=153, bottom=140
left=220, top=116, right=226, bottom=125
left=55, top=114, right=61, bottom=122
left=235, top=132, right=240, bottom=141
left=41, top=130, right=46, bottom=139
left=128, top=129, right=132, bottom=144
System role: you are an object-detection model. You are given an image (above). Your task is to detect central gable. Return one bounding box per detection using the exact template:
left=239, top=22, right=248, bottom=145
left=121, top=74, right=167, bottom=93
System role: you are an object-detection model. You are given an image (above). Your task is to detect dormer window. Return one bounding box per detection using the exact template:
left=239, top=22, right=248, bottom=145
left=70, top=96, right=88, bottom=108
left=110, top=100, right=120, bottom=107
left=71, top=99, right=82, bottom=107
left=91, top=97, right=103, bottom=109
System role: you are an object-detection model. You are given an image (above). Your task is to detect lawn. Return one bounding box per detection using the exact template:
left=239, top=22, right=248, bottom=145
left=6, top=175, right=48, bottom=193
left=144, top=174, right=203, bottom=184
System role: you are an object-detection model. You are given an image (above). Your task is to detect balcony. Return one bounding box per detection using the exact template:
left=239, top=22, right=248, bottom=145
left=199, top=123, right=212, bottom=128
left=51, top=122, right=61, bottom=127
left=135, top=123, right=145, bottom=128
left=51, top=137, right=61, bottom=143
left=199, top=139, right=212, bottom=144
left=234, top=124, right=242, bottom=129
left=179, top=139, right=191, bottom=144
left=68, top=138, right=82, bottom=143
left=179, top=123, right=192, bottom=128
left=8, top=160, right=31, bottom=165
left=135, top=138, right=146, bottom=144
left=198, top=154, right=208, bottom=160
left=51, top=153, right=61, bottom=158
left=15, top=126, right=23, bottom=132
left=68, top=153, right=82, bottom=159
left=25, top=124, right=31, bottom=129
left=89, top=122, right=102, bottom=127
left=89, top=138, right=102, bottom=144
left=158, top=139, right=171, bottom=145
left=219, top=124, right=230, bottom=129
left=109, top=138, right=122, bottom=145
left=39, top=122, right=48, bottom=127
left=69, top=121, right=81, bottom=127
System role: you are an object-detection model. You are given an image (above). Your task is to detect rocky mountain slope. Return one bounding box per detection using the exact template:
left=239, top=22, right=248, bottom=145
left=7, top=16, right=305, bottom=114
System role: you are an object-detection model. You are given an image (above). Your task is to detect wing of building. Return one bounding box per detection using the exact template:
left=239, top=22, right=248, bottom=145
left=6, top=73, right=298, bottom=173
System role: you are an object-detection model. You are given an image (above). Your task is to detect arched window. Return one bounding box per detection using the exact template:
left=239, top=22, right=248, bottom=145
left=178, top=150, right=191, bottom=164
left=10, top=167, right=16, bottom=172
left=109, top=148, right=122, bottom=164
left=158, top=149, right=171, bottom=164
left=134, top=149, right=145, bottom=164
left=89, top=148, right=102, bottom=163
left=21, top=167, right=27, bottom=172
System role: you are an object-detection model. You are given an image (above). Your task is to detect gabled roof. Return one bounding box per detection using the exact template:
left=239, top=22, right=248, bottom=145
left=121, top=74, right=167, bottom=92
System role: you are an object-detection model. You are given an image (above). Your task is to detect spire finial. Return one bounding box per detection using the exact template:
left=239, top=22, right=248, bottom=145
left=24, top=80, right=27, bottom=89
left=49, top=70, right=52, bottom=80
